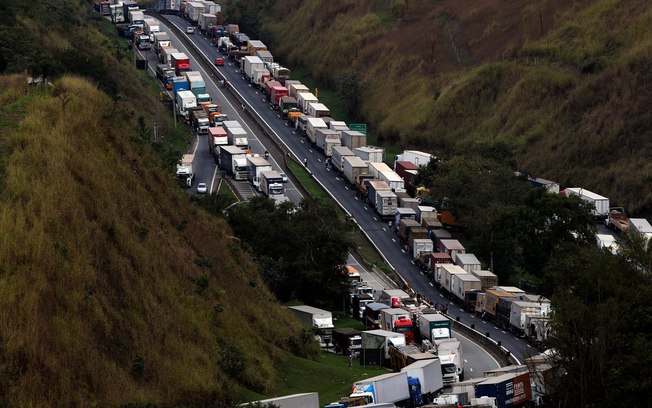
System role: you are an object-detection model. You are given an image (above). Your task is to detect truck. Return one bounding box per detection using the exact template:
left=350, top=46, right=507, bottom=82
left=438, top=239, right=466, bottom=263
left=222, top=121, right=248, bottom=149
left=451, top=273, right=482, bottom=303
left=482, top=289, right=517, bottom=320
left=471, top=270, right=499, bottom=290
left=351, top=293, right=374, bottom=320
left=412, top=238, right=434, bottom=261
left=279, top=96, right=298, bottom=117
left=296, top=92, right=319, bottom=113
left=363, top=303, right=389, bottom=329
left=198, top=13, right=217, bottom=33
left=342, top=156, right=369, bottom=186
left=175, top=90, right=197, bottom=122
left=128, top=9, right=144, bottom=25
left=287, top=305, right=334, bottom=346
left=170, top=52, right=191, bottom=75
left=183, top=71, right=206, bottom=96
left=418, top=313, right=452, bottom=344
left=135, top=34, right=151, bottom=50
left=628, top=218, right=652, bottom=249
left=380, top=308, right=414, bottom=344
left=368, top=162, right=393, bottom=180
left=378, top=289, right=411, bottom=308
left=248, top=393, right=319, bottom=408
left=375, top=191, right=398, bottom=220
left=207, top=127, right=228, bottom=160
left=142, top=18, right=160, bottom=38
left=353, top=146, right=384, bottom=163
left=176, top=154, right=195, bottom=187
left=438, top=339, right=464, bottom=384
left=186, top=2, right=205, bottom=23
left=256, top=50, right=274, bottom=63
left=360, top=329, right=405, bottom=366
left=247, top=156, right=273, bottom=191
left=349, top=372, right=410, bottom=406
left=242, top=56, right=265, bottom=83
left=395, top=150, right=433, bottom=167
left=366, top=180, right=390, bottom=209
left=152, top=32, right=171, bottom=53
left=332, top=328, right=362, bottom=355
left=315, top=129, right=341, bottom=156
left=474, top=372, right=532, bottom=408
left=401, top=359, right=445, bottom=405
left=379, top=170, right=405, bottom=192
left=155, top=64, right=176, bottom=90
left=287, top=82, right=309, bottom=98
left=330, top=146, right=356, bottom=174
left=267, top=86, right=289, bottom=109
left=219, top=146, right=248, bottom=180
left=189, top=108, right=210, bottom=135
left=435, top=264, right=467, bottom=294
left=306, top=102, right=330, bottom=118
left=261, top=171, right=289, bottom=204
left=341, top=130, right=366, bottom=150
left=109, top=4, right=124, bottom=23
left=563, top=187, right=610, bottom=219
left=509, top=301, right=550, bottom=336
left=160, top=46, right=178, bottom=65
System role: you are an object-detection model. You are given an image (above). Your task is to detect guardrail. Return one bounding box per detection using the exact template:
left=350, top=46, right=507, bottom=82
left=151, top=12, right=520, bottom=367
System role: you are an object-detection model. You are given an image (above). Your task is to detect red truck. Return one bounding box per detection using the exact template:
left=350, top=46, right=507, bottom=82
left=270, top=86, right=289, bottom=109
left=170, top=52, right=191, bottom=76
left=263, top=80, right=282, bottom=101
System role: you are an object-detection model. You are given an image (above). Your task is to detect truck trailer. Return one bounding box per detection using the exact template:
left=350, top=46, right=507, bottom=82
left=287, top=305, right=334, bottom=346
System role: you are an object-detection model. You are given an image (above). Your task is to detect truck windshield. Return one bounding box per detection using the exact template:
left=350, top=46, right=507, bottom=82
left=395, top=326, right=412, bottom=334
left=270, top=186, right=284, bottom=195
left=441, top=363, right=456, bottom=374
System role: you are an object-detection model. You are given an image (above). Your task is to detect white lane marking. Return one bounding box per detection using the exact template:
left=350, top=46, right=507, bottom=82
left=429, top=282, right=434, bottom=287
left=354, top=196, right=358, bottom=200
left=210, top=164, right=219, bottom=192
left=382, top=227, right=386, bottom=231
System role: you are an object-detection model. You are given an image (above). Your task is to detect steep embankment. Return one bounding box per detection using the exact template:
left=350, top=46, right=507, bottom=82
left=227, top=0, right=652, bottom=214
left=0, top=2, right=311, bottom=406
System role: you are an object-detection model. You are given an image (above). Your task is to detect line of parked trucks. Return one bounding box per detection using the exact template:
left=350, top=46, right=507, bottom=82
left=108, top=2, right=291, bottom=202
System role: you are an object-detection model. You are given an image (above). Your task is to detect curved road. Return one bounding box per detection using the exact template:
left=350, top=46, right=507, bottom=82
left=147, top=16, right=533, bottom=377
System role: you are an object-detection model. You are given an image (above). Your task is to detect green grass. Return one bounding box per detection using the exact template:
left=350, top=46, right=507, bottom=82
left=290, top=67, right=351, bottom=124
left=287, top=159, right=328, bottom=200
left=333, top=313, right=365, bottom=330
left=273, top=351, right=388, bottom=406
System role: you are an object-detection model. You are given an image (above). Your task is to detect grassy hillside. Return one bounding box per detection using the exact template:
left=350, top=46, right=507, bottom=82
left=0, top=2, right=314, bottom=406
left=226, top=0, right=652, bottom=214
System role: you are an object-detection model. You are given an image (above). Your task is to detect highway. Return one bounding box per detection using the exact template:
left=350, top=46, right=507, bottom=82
left=144, top=15, right=523, bottom=374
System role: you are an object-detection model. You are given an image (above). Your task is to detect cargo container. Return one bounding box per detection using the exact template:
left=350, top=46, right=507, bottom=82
left=306, top=102, right=330, bottom=118
left=412, top=238, right=434, bottom=261
left=398, top=219, right=420, bottom=243
left=341, top=130, right=366, bottom=150
left=407, top=228, right=429, bottom=252
left=438, top=239, right=465, bottom=262
left=471, top=270, right=499, bottom=290
left=270, top=86, right=289, bottom=108
left=509, top=301, right=549, bottom=335
left=416, top=205, right=438, bottom=223
left=315, top=129, right=341, bottom=157
left=186, top=2, right=205, bottom=23
left=379, top=170, right=405, bottom=192
left=219, top=146, right=248, bottom=180
left=395, top=160, right=419, bottom=182
left=363, top=302, right=390, bottom=329
left=330, top=146, right=355, bottom=173
left=368, top=162, right=393, bottom=179
left=496, top=286, right=526, bottom=296
left=250, top=393, right=319, bottom=408
left=628, top=218, right=652, bottom=249
left=482, top=289, right=516, bottom=319
left=376, top=191, right=398, bottom=219
left=367, top=180, right=391, bottom=209
left=451, top=273, right=482, bottom=303
left=288, top=83, right=309, bottom=98
left=455, top=253, right=481, bottom=273
left=153, top=32, right=171, bottom=53
left=183, top=71, right=206, bottom=96
left=109, top=4, right=124, bottom=23
left=425, top=252, right=453, bottom=280
left=296, top=92, right=319, bottom=113
left=360, top=329, right=406, bottom=365
left=242, top=56, right=265, bottom=83
left=256, top=50, right=273, bottom=63
left=431, top=229, right=452, bottom=247
left=378, top=289, right=412, bottom=308
left=395, top=150, right=433, bottom=167
left=399, top=197, right=420, bottom=211
left=261, top=171, right=288, bottom=204
left=203, top=0, right=220, bottom=14
left=207, top=127, right=228, bottom=160
left=223, top=123, right=248, bottom=149
left=247, top=156, right=273, bottom=191
left=418, top=313, right=452, bottom=343
left=306, top=117, right=328, bottom=145
left=287, top=305, right=334, bottom=345
left=350, top=372, right=410, bottom=405
left=343, top=156, right=369, bottom=186
left=198, top=13, right=217, bottom=32
left=436, top=264, right=467, bottom=293
left=160, top=46, right=178, bottom=64
left=379, top=308, right=414, bottom=344
left=170, top=52, right=191, bottom=75
left=474, top=372, right=532, bottom=408
left=394, top=208, right=417, bottom=230
left=563, top=187, right=610, bottom=219
left=246, top=40, right=267, bottom=55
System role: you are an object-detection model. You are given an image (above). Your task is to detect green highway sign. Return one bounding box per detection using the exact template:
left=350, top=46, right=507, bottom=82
left=349, top=123, right=367, bottom=135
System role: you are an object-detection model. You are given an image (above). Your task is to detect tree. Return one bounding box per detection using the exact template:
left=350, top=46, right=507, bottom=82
left=544, top=244, right=652, bottom=407
left=225, top=198, right=351, bottom=308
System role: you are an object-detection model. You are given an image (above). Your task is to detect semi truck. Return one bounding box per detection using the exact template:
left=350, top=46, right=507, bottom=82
left=379, top=308, right=414, bottom=344
left=330, top=146, right=356, bottom=174
left=243, top=56, right=265, bottom=83
left=189, top=108, right=210, bottom=135
left=170, top=52, right=191, bottom=75
left=153, top=32, right=171, bottom=53
left=247, top=156, right=273, bottom=191
left=306, top=117, right=328, bottom=145
left=349, top=372, right=410, bottom=406
left=219, top=146, right=248, bottom=180
left=341, top=130, right=366, bottom=150
left=331, top=328, right=362, bottom=355
left=306, top=102, right=330, bottom=118
left=401, top=359, right=445, bottom=405
left=353, top=146, right=384, bottom=163
left=183, top=71, right=206, bottom=96
left=223, top=120, right=249, bottom=149
left=563, top=187, right=610, bottom=219
left=315, top=129, right=341, bottom=156
left=260, top=171, right=289, bottom=204
left=474, top=372, right=532, bottom=408
left=176, top=154, right=195, bottom=187
left=175, top=90, right=197, bottom=122
left=418, top=313, right=452, bottom=344
left=438, top=339, right=464, bottom=384
left=279, top=96, right=298, bottom=117
left=363, top=302, right=389, bottom=329
left=375, top=190, right=398, bottom=220
left=342, top=156, right=369, bottom=186
left=287, top=305, right=334, bottom=346
left=360, top=329, right=405, bottom=366
left=207, top=127, right=228, bottom=161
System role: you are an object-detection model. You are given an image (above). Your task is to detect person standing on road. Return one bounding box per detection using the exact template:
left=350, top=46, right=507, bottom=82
left=304, top=158, right=308, bottom=168
left=348, top=347, right=354, bottom=368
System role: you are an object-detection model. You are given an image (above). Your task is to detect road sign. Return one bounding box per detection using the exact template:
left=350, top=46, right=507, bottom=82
left=349, top=123, right=367, bottom=135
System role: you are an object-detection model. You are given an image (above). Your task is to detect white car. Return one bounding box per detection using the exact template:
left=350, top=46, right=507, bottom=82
left=186, top=27, right=195, bottom=34
left=196, top=182, right=207, bottom=194
left=278, top=172, right=288, bottom=183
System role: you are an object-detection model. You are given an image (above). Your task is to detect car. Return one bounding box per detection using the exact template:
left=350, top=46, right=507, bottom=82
left=214, top=57, right=224, bottom=66
left=186, top=27, right=194, bottom=34
left=278, top=172, right=288, bottom=183
left=196, top=182, right=207, bottom=194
